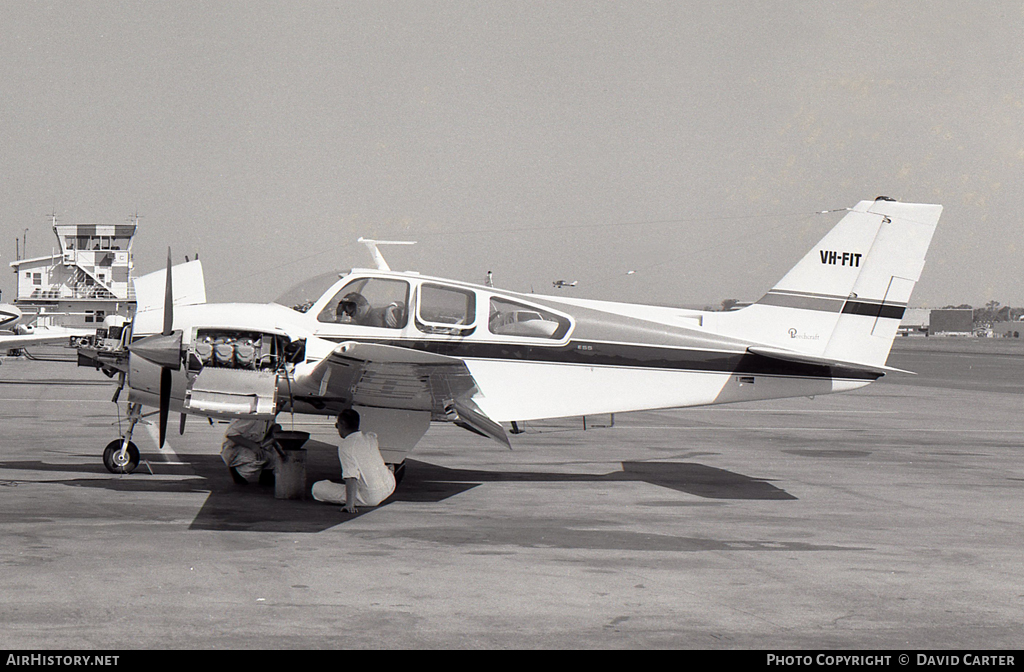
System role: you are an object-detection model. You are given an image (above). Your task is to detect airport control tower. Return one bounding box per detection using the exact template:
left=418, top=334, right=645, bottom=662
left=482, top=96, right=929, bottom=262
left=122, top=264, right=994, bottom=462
left=9, top=215, right=137, bottom=329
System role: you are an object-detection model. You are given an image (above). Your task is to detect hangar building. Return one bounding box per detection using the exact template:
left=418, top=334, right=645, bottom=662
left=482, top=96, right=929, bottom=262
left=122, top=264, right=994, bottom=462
left=992, top=321, right=1023, bottom=338
left=929, top=308, right=974, bottom=336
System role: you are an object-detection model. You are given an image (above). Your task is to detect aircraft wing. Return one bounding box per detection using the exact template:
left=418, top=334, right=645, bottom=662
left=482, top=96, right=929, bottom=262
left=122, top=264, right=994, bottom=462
left=746, top=346, right=913, bottom=376
left=291, top=341, right=510, bottom=448
left=0, top=326, right=96, bottom=350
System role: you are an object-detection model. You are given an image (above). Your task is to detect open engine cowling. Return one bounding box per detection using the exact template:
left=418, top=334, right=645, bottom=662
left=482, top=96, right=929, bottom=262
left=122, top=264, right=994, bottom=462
left=188, top=328, right=304, bottom=372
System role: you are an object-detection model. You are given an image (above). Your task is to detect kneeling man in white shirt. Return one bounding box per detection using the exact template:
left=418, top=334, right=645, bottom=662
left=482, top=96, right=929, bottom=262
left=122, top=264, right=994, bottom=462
left=312, top=409, right=396, bottom=513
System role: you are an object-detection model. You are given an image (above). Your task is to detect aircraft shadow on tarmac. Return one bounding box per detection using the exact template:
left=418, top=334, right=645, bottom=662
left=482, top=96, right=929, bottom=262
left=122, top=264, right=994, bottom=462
left=0, top=442, right=796, bottom=532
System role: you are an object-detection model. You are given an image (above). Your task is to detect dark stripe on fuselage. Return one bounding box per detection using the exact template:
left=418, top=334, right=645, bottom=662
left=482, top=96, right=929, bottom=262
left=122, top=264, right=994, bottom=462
left=757, top=290, right=906, bottom=320
left=841, top=301, right=906, bottom=320
left=320, top=337, right=882, bottom=381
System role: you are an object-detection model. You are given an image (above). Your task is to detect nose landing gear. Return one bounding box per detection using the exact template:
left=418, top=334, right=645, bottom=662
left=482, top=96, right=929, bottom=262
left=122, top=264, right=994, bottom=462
left=103, top=439, right=140, bottom=474
left=103, top=402, right=143, bottom=474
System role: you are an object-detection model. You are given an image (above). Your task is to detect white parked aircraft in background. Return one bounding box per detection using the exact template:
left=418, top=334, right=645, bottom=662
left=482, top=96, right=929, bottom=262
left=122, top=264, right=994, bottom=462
left=0, top=302, right=96, bottom=350
left=0, top=303, right=19, bottom=329
left=79, top=197, right=942, bottom=478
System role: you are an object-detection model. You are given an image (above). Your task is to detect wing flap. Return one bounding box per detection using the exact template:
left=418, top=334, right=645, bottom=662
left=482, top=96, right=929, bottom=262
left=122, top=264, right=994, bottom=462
left=446, top=398, right=512, bottom=449
left=293, top=340, right=509, bottom=446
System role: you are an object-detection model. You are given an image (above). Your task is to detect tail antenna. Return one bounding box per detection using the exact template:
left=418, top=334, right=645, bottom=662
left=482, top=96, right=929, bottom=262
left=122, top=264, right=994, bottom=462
left=357, top=237, right=416, bottom=271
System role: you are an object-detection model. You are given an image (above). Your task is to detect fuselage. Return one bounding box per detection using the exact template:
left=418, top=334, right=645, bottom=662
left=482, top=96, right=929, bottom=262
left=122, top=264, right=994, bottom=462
left=128, top=268, right=876, bottom=424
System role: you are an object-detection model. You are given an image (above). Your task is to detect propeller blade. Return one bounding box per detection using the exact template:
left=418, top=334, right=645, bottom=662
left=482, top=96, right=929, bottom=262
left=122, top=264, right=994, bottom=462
left=179, top=413, right=187, bottom=435
left=158, top=366, right=171, bottom=448
left=162, top=247, right=174, bottom=336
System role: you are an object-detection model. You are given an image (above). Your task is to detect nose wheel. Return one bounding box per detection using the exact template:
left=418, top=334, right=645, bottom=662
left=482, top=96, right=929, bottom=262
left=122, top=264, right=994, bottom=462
left=103, top=439, right=140, bottom=474
left=103, top=401, right=143, bottom=474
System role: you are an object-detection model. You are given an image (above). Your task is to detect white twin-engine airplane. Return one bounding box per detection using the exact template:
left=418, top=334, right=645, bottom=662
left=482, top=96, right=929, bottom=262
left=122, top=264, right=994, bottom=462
left=79, top=197, right=942, bottom=479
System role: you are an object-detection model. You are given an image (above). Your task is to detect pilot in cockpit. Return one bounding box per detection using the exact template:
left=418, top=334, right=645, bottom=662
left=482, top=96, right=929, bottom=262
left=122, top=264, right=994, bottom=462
left=336, top=292, right=370, bottom=324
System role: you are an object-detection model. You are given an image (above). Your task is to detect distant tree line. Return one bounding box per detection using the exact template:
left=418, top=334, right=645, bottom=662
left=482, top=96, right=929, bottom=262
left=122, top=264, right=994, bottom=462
left=941, top=301, right=1024, bottom=326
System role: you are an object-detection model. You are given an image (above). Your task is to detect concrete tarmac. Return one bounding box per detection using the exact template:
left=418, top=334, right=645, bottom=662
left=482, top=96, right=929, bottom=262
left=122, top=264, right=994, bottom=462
left=0, top=338, right=1021, bottom=649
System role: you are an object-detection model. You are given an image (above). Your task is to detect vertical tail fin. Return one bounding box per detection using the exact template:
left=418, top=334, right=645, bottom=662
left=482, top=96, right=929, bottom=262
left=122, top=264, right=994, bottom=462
left=722, top=198, right=942, bottom=368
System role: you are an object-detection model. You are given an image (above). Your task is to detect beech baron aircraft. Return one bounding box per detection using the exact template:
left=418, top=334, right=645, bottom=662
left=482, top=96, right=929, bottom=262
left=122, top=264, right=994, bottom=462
left=78, top=197, right=942, bottom=479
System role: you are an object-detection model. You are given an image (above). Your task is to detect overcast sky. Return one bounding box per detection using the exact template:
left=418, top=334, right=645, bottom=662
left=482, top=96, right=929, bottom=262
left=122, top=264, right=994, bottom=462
left=2, top=1, right=1022, bottom=309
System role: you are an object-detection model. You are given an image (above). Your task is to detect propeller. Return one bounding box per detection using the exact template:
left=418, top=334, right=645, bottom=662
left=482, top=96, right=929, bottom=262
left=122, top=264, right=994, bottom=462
left=127, top=248, right=181, bottom=448
left=159, top=248, right=173, bottom=447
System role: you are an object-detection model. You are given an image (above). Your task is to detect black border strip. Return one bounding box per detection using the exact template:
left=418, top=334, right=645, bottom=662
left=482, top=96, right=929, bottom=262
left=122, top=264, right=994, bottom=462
left=842, top=301, right=906, bottom=320
left=321, top=337, right=882, bottom=381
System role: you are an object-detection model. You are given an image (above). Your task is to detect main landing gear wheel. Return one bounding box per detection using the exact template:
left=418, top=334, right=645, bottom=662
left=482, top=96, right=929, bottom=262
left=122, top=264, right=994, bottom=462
left=103, top=440, right=140, bottom=474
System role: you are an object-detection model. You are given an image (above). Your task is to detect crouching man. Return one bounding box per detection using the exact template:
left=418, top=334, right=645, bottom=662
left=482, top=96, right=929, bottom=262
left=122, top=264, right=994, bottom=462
left=312, top=409, right=396, bottom=513
left=220, top=418, right=281, bottom=485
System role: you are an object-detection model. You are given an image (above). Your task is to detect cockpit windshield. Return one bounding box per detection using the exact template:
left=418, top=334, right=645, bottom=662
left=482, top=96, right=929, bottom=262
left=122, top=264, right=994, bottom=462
left=274, top=271, right=347, bottom=313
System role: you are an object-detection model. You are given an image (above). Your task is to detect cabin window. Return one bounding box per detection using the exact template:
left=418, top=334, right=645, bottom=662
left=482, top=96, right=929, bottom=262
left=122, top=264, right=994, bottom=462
left=317, top=277, right=409, bottom=328
left=416, top=284, right=476, bottom=336
left=488, top=297, right=571, bottom=340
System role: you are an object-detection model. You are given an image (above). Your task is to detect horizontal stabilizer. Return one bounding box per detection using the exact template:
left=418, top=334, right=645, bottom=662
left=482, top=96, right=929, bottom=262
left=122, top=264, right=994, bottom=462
left=746, top=346, right=915, bottom=376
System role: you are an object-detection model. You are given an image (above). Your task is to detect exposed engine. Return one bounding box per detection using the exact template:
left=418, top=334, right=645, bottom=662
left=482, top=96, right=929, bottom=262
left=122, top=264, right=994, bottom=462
left=188, top=329, right=304, bottom=372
